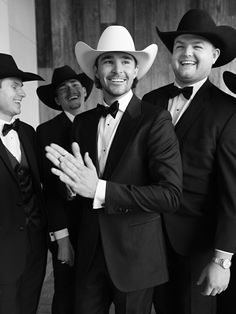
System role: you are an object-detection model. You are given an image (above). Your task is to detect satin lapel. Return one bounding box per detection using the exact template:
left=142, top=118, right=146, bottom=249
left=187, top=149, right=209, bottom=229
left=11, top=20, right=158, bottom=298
left=0, top=138, right=18, bottom=182
left=18, top=124, right=40, bottom=182
left=77, top=109, right=101, bottom=173
left=158, top=84, right=172, bottom=110
left=102, top=95, right=142, bottom=180
left=175, top=80, right=211, bottom=146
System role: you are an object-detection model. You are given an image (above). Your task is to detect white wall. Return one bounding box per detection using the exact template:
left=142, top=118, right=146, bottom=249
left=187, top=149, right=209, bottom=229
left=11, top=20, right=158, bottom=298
left=0, top=0, right=40, bottom=129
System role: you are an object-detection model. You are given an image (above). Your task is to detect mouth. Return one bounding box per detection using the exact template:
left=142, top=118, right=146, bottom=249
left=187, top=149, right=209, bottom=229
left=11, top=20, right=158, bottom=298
left=109, top=77, right=126, bottom=84
left=179, top=60, right=196, bottom=66
left=14, top=100, right=22, bottom=105
left=68, top=95, right=80, bottom=101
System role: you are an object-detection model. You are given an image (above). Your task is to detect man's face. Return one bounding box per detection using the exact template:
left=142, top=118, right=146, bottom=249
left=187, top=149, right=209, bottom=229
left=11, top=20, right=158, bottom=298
left=0, top=77, right=26, bottom=121
left=94, top=52, right=138, bottom=102
left=55, top=79, right=87, bottom=115
left=171, top=34, right=220, bottom=86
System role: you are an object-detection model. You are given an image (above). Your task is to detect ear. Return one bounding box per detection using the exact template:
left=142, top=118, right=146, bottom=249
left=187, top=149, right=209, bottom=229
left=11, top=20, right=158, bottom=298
left=134, top=64, right=139, bottom=79
left=93, top=64, right=99, bottom=79
left=212, top=48, right=220, bottom=65
left=82, top=87, right=87, bottom=98
left=54, top=97, right=61, bottom=107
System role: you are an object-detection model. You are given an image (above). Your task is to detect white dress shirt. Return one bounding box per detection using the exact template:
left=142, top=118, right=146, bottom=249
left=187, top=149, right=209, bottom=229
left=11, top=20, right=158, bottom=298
left=93, top=90, right=133, bottom=209
left=168, top=78, right=207, bottom=125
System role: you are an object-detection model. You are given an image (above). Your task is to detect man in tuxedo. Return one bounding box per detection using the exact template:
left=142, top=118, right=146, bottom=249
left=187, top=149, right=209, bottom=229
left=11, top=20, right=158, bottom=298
left=45, top=25, right=182, bottom=314
left=0, top=53, right=47, bottom=314
left=143, top=9, right=236, bottom=314
left=36, top=65, right=93, bottom=314
left=216, top=70, right=236, bottom=314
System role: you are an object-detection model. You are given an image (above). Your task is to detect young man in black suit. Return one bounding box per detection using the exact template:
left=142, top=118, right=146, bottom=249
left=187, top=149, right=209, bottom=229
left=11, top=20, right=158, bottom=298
left=36, top=66, right=93, bottom=314
left=0, top=53, right=47, bottom=314
left=45, top=25, right=182, bottom=314
left=143, top=9, right=236, bottom=314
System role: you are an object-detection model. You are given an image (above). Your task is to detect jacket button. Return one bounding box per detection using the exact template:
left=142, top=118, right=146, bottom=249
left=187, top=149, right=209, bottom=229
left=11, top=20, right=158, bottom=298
left=19, top=226, right=24, bottom=231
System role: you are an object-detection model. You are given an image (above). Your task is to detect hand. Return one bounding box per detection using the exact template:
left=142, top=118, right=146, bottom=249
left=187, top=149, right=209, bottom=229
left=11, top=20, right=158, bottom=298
left=57, top=236, right=75, bottom=267
left=197, top=262, right=230, bottom=296
left=46, top=142, right=99, bottom=198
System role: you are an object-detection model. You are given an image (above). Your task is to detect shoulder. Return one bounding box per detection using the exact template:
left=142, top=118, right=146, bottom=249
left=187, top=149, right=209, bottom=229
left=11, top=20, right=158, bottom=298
left=143, top=84, right=172, bottom=100
left=36, top=113, right=66, bottom=133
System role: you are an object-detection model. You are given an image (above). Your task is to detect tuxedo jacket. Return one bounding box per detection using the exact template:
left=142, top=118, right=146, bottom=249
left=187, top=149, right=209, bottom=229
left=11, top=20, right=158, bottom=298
left=143, top=80, right=236, bottom=256
left=71, top=95, right=182, bottom=292
left=36, top=112, right=81, bottom=243
left=0, top=121, right=46, bottom=284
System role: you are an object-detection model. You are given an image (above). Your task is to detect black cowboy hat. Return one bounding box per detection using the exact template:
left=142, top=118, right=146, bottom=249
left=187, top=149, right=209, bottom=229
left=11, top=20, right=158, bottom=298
left=37, top=65, right=93, bottom=110
left=223, top=71, right=236, bottom=94
left=156, top=9, right=236, bottom=67
left=0, top=53, right=43, bottom=81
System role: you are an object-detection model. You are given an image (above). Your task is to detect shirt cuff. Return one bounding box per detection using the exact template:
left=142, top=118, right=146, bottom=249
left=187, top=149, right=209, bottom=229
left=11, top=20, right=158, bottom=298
left=49, top=228, right=69, bottom=242
left=215, top=249, right=234, bottom=258
left=93, top=179, right=106, bottom=209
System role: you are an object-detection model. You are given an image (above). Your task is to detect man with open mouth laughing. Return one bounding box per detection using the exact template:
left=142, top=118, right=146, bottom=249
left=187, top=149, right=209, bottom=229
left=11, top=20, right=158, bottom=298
left=36, top=65, right=93, bottom=314
left=143, top=8, right=236, bottom=314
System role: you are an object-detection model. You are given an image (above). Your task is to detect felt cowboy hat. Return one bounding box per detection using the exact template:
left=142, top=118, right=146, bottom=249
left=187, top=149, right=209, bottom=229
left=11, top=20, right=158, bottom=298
left=0, top=53, right=43, bottom=81
left=37, top=65, right=93, bottom=110
left=75, top=25, right=158, bottom=80
left=223, top=71, right=236, bottom=94
left=156, top=9, right=236, bottom=67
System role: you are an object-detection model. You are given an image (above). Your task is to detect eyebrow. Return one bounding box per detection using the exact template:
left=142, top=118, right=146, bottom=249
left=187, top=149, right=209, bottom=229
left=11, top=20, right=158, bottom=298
left=100, top=54, right=135, bottom=61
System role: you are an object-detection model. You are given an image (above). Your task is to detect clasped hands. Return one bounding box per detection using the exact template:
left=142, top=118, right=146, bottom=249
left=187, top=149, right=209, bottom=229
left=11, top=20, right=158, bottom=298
left=45, top=142, right=99, bottom=199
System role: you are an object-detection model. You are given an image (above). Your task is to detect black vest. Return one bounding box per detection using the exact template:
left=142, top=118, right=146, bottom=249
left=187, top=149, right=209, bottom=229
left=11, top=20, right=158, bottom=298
left=6, top=144, right=42, bottom=227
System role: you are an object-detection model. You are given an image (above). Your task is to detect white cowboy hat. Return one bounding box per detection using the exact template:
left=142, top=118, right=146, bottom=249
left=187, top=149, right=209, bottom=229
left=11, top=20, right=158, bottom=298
left=75, top=25, right=158, bottom=80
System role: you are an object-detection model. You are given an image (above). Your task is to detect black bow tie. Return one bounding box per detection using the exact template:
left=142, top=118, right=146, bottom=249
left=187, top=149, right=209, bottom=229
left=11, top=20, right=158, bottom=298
left=168, top=85, right=193, bottom=100
left=2, top=119, right=20, bottom=136
left=97, top=101, right=119, bottom=119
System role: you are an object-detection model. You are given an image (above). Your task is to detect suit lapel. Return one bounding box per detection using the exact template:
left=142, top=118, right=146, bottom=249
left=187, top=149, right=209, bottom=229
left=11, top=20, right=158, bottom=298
left=0, top=138, right=18, bottom=182
left=175, top=80, right=211, bottom=146
left=102, top=95, right=142, bottom=179
left=18, top=123, right=39, bottom=182
left=77, top=109, right=101, bottom=172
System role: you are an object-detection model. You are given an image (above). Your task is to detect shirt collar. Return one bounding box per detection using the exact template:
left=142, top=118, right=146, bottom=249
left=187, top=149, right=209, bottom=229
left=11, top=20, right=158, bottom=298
left=103, top=90, right=133, bottom=113
left=64, top=111, right=75, bottom=122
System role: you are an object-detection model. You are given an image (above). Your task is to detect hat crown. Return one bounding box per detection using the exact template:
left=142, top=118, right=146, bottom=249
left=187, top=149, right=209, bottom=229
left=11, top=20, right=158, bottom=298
left=177, top=9, right=216, bottom=32
left=51, top=65, right=78, bottom=86
left=0, top=53, right=19, bottom=71
left=96, top=25, right=136, bottom=52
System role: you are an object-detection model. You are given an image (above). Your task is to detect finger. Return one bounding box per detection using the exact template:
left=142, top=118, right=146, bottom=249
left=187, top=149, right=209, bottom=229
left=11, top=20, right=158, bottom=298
left=51, top=167, right=78, bottom=190
left=84, top=152, right=96, bottom=170
left=46, top=152, right=61, bottom=167
left=71, top=142, right=84, bottom=164
left=50, top=143, right=70, bottom=156
left=211, top=288, right=219, bottom=296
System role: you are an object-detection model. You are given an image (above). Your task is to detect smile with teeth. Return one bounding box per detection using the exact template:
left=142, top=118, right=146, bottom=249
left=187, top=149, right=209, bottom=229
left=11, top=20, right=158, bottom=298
left=68, top=95, right=79, bottom=100
left=180, top=60, right=196, bottom=65
left=110, top=77, right=126, bottom=83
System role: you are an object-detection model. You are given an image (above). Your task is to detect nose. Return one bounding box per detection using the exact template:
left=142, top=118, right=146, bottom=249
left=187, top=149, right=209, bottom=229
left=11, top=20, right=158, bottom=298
left=183, top=45, right=193, bottom=56
left=19, top=87, right=26, bottom=98
left=112, top=60, right=123, bottom=74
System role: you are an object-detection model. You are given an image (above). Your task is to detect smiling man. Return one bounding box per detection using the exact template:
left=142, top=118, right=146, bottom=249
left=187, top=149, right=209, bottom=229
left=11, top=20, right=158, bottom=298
left=143, top=9, right=236, bottom=314
left=0, top=53, right=47, bottom=314
left=36, top=65, right=93, bottom=314
left=45, top=25, right=182, bottom=314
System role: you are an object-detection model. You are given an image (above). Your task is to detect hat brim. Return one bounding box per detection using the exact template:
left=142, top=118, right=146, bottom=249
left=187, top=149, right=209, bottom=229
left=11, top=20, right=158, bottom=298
left=75, top=41, right=158, bottom=80
left=223, top=71, right=236, bottom=94
left=0, top=69, right=43, bottom=82
left=156, top=25, right=236, bottom=68
left=37, top=73, right=93, bottom=110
